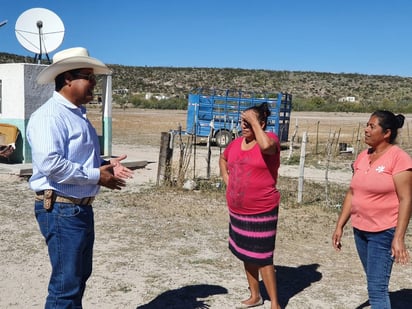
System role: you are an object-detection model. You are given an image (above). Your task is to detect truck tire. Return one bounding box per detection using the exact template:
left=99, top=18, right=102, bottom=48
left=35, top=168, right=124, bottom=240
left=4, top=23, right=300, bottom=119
left=215, top=130, right=232, bottom=147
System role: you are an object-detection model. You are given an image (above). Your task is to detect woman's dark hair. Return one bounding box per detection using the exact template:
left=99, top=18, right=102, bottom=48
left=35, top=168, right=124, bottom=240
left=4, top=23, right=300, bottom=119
left=245, top=102, right=271, bottom=130
left=372, top=110, right=405, bottom=144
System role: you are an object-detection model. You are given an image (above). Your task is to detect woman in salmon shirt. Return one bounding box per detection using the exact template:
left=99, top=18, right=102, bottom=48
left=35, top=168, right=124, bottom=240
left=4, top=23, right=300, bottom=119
left=220, top=102, right=281, bottom=309
left=332, top=110, right=412, bottom=308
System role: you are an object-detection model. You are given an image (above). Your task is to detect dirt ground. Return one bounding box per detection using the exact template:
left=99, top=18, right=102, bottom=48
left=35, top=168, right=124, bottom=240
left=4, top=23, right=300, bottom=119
left=0, top=109, right=411, bottom=309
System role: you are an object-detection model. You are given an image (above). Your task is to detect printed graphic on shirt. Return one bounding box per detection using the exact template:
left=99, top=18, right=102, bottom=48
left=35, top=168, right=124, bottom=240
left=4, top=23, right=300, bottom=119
left=375, top=165, right=385, bottom=173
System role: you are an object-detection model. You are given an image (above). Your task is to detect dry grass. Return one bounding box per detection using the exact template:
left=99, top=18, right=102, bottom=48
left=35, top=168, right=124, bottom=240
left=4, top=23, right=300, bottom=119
left=87, top=106, right=187, bottom=146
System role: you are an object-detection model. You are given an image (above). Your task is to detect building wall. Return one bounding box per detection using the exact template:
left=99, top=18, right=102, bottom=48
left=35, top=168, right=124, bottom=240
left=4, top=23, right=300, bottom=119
left=0, top=63, right=112, bottom=163
left=0, top=63, right=53, bottom=163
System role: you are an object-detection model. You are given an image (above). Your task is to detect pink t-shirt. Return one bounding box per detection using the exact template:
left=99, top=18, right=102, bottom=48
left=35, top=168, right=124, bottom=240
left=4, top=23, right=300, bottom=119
left=223, top=132, right=280, bottom=215
left=350, top=145, right=412, bottom=232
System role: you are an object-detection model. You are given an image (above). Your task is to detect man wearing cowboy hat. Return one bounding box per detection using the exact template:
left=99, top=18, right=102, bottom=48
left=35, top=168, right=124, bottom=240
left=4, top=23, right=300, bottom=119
left=27, top=47, right=134, bottom=308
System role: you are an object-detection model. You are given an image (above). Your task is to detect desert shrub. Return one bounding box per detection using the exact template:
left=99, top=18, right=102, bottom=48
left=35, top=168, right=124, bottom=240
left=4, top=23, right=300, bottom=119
left=131, top=96, right=187, bottom=110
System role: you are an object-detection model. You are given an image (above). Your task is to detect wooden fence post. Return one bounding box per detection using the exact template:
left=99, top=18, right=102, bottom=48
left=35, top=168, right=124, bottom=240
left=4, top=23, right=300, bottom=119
left=315, top=121, right=320, bottom=154
left=287, top=118, right=298, bottom=161
left=297, top=131, right=307, bottom=204
left=354, top=123, right=361, bottom=158
left=325, top=131, right=336, bottom=205
left=157, top=132, right=173, bottom=186
left=334, top=128, right=341, bottom=156
left=206, top=124, right=214, bottom=179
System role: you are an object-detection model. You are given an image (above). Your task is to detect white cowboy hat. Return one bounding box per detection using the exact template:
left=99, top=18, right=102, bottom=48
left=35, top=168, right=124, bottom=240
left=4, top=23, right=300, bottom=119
left=37, top=47, right=112, bottom=84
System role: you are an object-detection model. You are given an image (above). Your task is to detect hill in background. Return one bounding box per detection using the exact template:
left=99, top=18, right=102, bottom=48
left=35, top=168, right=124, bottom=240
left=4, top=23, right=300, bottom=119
left=2, top=52, right=412, bottom=112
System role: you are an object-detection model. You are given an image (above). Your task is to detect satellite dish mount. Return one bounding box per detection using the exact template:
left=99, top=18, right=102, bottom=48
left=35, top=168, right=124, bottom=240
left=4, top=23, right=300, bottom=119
left=15, top=8, right=65, bottom=64
left=34, top=20, right=50, bottom=63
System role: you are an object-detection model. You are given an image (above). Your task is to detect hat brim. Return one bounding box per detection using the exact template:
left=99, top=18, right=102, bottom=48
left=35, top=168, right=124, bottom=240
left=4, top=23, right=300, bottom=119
left=37, top=56, right=112, bottom=84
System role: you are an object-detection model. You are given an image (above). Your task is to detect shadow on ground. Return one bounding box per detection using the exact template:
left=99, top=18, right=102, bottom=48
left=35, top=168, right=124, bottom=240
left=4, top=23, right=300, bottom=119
left=355, top=288, right=412, bottom=309
left=136, top=284, right=228, bottom=309
left=260, top=263, right=322, bottom=308
left=136, top=264, right=324, bottom=308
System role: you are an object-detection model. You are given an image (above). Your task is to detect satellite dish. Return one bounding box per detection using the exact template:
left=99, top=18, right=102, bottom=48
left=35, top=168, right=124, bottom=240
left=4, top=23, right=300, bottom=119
left=15, top=8, right=65, bottom=63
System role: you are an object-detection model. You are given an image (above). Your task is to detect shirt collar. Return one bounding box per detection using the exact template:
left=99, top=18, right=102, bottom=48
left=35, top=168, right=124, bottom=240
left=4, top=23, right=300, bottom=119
left=53, top=91, right=80, bottom=110
left=53, top=91, right=87, bottom=116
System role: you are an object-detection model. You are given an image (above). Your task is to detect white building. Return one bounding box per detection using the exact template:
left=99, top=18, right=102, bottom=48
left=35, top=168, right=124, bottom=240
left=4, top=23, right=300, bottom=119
left=0, top=63, right=52, bottom=163
left=0, top=63, right=113, bottom=163
left=338, top=96, right=356, bottom=103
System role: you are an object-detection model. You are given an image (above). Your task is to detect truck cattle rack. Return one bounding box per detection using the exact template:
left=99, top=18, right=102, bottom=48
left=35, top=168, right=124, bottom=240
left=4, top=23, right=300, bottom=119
left=186, top=88, right=292, bottom=147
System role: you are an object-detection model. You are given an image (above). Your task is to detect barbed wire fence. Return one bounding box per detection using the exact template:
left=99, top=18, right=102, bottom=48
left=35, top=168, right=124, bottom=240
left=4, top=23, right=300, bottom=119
left=157, top=118, right=412, bottom=208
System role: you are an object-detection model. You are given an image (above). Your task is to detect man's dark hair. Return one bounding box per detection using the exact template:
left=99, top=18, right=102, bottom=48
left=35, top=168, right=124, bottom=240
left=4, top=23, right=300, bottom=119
left=54, top=69, right=82, bottom=91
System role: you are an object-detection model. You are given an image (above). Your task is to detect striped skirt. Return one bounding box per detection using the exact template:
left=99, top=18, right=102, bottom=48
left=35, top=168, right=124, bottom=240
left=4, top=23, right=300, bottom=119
left=228, top=207, right=279, bottom=266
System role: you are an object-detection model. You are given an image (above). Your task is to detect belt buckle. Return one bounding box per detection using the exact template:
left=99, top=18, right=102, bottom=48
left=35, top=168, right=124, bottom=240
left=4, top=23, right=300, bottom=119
left=80, top=197, right=88, bottom=205
left=79, top=196, right=93, bottom=205
left=43, top=189, right=54, bottom=210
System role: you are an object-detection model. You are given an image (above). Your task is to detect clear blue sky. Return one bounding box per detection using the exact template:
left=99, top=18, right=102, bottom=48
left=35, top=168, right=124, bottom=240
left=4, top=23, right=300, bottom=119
left=1, top=0, right=412, bottom=77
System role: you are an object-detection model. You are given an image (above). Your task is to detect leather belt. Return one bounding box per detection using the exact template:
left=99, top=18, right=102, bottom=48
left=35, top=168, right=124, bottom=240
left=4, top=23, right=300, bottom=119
left=35, top=190, right=95, bottom=209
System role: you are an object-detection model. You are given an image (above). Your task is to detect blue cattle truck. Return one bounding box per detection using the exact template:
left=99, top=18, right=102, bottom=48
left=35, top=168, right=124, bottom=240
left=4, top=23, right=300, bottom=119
left=186, top=88, right=292, bottom=147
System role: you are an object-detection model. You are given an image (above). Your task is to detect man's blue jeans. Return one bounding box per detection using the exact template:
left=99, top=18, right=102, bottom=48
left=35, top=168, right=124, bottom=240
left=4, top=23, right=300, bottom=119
left=354, top=227, right=395, bottom=309
left=35, top=201, right=95, bottom=309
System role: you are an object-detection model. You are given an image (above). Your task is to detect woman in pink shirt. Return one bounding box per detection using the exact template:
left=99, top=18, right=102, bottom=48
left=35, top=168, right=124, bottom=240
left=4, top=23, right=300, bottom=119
left=220, top=102, right=281, bottom=309
left=332, top=110, right=412, bottom=308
